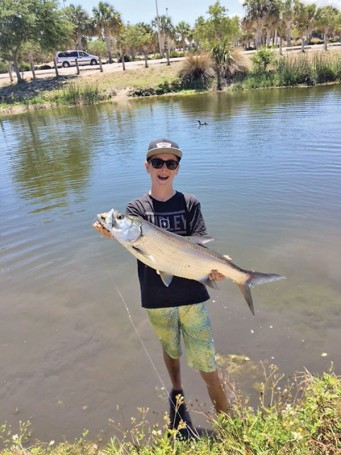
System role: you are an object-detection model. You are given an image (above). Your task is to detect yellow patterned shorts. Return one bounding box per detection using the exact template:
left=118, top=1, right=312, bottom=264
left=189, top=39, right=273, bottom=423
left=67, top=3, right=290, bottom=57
left=145, top=303, right=217, bottom=373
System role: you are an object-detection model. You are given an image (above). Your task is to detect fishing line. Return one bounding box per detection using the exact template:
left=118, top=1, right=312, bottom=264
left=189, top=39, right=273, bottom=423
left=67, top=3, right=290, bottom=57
left=98, top=252, right=200, bottom=437
left=112, top=275, right=168, bottom=392
left=94, top=217, right=166, bottom=388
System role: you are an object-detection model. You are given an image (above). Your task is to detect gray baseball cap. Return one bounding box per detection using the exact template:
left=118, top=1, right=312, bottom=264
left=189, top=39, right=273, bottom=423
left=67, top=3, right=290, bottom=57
left=146, top=138, right=182, bottom=160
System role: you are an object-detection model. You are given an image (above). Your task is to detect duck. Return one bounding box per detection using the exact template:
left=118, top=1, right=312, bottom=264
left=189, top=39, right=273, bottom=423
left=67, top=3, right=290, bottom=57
left=197, top=120, right=208, bottom=127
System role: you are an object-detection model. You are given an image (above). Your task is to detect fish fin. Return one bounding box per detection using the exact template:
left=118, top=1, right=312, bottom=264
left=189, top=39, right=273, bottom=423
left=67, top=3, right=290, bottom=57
left=158, top=271, right=174, bottom=287
left=239, top=272, right=286, bottom=315
left=132, top=246, right=156, bottom=264
left=201, top=278, right=220, bottom=290
left=238, top=283, right=255, bottom=315
left=224, top=254, right=232, bottom=261
left=185, top=235, right=214, bottom=245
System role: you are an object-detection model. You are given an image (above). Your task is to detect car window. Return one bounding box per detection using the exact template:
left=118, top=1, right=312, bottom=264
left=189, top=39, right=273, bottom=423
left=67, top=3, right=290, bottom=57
left=58, top=52, right=69, bottom=57
left=69, top=51, right=78, bottom=57
left=79, top=52, right=86, bottom=57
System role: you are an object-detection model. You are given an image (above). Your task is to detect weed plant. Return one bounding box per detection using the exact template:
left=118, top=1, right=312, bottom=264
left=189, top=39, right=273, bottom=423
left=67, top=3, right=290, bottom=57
left=52, top=84, right=103, bottom=105
left=1, top=364, right=339, bottom=455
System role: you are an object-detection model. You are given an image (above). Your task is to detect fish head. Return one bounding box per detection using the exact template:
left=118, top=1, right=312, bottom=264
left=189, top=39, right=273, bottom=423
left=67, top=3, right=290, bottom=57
left=97, top=209, right=141, bottom=243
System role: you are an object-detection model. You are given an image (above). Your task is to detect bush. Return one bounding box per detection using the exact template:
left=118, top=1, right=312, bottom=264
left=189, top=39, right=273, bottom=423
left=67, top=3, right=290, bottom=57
left=313, top=55, right=336, bottom=83
left=117, top=54, right=132, bottom=63
left=252, top=48, right=276, bottom=72
left=276, top=56, right=315, bottom=86
left=178, top=52, right=214, bottom=90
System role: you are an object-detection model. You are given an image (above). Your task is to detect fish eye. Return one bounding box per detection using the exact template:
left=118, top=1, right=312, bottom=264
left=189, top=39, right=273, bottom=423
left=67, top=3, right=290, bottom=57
left=116, top=213, right=125, bottom=220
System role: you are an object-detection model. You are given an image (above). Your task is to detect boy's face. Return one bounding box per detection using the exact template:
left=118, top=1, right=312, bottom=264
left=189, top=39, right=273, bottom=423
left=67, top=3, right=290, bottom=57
left=145, top=153, right=180, bottom=187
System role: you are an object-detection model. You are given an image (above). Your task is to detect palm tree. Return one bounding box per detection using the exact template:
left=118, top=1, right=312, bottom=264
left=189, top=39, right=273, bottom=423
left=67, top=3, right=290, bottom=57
left=92, top=1, right=122, bottom=63
left=175, top=21, right=192, bottom=51
left=293, top=0, right=317, bottom=52
left=153, top=14, right=175, bottom=62
left=279, top=0, right=294, bottom=47
left=135, top=22, right=154, bottom=67
left=160, top=14, right=175, bottom=64
left=315, top=6, right=340, bottom=51
left=64, top=4, right=91, bottom=50
left=243, top=0, right=277, bottom=48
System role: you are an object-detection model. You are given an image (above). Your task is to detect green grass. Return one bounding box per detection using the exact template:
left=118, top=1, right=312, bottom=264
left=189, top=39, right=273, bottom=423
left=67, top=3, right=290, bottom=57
left=239, top=52, right=341, bottom=89
left=1, top=365, right=339, bottom=454
left=48, top=83, right=105, bottom=105
left=0, top=51, right=340, bottom=115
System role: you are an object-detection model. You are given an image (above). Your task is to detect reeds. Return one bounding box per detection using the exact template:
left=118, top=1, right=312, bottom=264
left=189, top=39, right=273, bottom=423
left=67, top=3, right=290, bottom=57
left=54, top=83, right=103, bottom=105
left=249, top=52, right=341, bottom=88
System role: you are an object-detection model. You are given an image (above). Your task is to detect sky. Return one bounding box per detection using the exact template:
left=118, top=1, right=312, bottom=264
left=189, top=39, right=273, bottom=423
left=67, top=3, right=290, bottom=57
left=61, top=0, right=341, bottom=26
left=61, top=0, right=246, bottom=25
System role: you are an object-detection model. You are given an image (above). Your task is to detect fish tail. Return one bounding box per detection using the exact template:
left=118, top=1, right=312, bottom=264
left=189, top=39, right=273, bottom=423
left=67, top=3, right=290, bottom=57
left=238, top=272, right=286, bottom=315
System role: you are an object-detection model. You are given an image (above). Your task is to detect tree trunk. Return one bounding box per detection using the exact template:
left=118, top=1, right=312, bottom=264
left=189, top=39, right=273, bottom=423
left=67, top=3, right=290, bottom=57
left=53, top=58, right=60, bottom=77
left=279, top=36, right=283, bottom=56
left=166, top=41, right=170, bottom=66
left=143, top=52, right=148, bottom=68
left=286, top=25, right=292, bottom=47
left=29, top=54, right=36, bottom=81
left=215, top=66, right=222, bottom=91
left=301, top=36, right=305, bottom=53
left=105, top=35, right=113, bottom=63
left=121, top=53, right=126, bottom=70
left=8, top=63, right=13, bottom=83
left=77, top=36, right=83, bottom=50
left=12, top=50, right=23, bottom=83
left=324, top=31, right=328, bottom=51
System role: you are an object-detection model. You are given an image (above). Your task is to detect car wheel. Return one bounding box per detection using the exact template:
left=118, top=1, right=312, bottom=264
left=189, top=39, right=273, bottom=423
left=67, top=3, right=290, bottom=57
left=62, top=61, right=70, bottom=68
left=90, top=59, right=98, bottom=65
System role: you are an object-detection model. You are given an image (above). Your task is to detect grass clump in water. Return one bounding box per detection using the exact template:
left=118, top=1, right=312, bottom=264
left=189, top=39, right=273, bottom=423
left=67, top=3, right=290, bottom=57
left=52, top=83, right=105, bottom=105
left=0, top=364, right=339, bottom=454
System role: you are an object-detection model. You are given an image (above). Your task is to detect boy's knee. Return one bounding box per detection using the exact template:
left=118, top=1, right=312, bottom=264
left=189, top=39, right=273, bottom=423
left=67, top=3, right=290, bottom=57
left=200, top=369, right=226, bottom=390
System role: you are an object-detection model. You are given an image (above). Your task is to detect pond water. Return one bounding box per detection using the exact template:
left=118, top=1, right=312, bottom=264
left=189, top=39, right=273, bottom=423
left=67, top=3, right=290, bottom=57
left=0, top=86, right=340, bottom=443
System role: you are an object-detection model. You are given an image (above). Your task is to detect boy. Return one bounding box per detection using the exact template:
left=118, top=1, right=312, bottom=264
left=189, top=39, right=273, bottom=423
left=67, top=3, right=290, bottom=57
left=94, top=138, right=229, bottom=437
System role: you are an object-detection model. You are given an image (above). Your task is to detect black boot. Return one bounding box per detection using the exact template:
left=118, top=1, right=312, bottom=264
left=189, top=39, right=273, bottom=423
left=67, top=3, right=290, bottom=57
left=168, top=389, right=198, bottom=439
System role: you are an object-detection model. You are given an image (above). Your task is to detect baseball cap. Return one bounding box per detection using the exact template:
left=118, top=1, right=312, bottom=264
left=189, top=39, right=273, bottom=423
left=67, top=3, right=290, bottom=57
left=146, top=138, right=182, bottom=160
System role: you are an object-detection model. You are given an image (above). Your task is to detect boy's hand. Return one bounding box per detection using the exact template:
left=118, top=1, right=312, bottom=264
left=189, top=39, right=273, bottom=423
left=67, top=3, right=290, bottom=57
left=93, top=221, right=113, bottom=239
left=209, top=269, right=225, bottom=281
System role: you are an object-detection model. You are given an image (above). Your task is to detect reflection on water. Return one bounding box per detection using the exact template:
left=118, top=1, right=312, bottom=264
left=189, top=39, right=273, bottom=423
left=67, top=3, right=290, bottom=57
left=0, top=86, right=340, bottom=443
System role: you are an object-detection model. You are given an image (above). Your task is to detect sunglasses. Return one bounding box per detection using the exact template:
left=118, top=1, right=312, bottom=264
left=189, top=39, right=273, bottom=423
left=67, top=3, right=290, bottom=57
left=148, top=158, right=179, bottom=170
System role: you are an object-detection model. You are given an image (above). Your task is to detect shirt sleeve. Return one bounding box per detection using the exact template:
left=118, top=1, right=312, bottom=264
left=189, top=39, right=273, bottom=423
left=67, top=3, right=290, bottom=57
left=126, top=199, right=144, bottom=218
left=186, top=195, right=208, bottom=236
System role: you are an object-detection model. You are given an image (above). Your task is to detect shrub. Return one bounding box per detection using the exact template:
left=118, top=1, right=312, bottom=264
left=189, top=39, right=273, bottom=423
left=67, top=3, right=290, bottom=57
left=313, top=55, right=336, bottom=84
left=178, top=52, right=214, bottom=90
left=276, top=56, right=315, bottom=86
left=252, top=48, right=276, bottom=72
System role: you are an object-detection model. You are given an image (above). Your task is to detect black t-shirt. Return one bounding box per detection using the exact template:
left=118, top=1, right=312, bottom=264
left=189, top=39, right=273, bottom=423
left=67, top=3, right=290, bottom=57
left=126, top=191, right=210, bottom=309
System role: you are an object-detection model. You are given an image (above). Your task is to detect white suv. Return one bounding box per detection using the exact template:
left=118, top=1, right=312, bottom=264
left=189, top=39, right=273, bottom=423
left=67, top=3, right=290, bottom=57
left=56, top=50, right=99, bottom=68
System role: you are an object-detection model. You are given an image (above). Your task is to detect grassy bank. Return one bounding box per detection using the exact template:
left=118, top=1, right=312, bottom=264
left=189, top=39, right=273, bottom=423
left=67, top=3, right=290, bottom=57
left=0, top=49, right=340, bottom=116
left=1, top=365, right=340, bottom=455
left=234, top=52, right=341, bottom=90
left=0, top=62, right=184, bottom=115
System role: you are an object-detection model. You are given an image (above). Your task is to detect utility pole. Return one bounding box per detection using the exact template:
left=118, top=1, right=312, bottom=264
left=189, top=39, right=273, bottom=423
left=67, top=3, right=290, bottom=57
left=155, top=0, right=163, bottom=57
left=165, top=7, right=170, bottom=65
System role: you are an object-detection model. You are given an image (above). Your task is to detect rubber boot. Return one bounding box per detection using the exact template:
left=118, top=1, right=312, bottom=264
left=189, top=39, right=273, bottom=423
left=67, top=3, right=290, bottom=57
left=168, top=389, right=198, bottom=440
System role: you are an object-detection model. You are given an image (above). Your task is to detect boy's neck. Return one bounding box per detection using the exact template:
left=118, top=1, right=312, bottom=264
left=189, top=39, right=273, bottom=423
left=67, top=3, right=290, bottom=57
left=149, top=186, right=176, bottom=202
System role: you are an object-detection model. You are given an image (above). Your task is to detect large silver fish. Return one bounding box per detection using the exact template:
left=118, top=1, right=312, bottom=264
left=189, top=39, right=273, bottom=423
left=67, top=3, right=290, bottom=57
left=97, top=209, right=286, bottom=314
